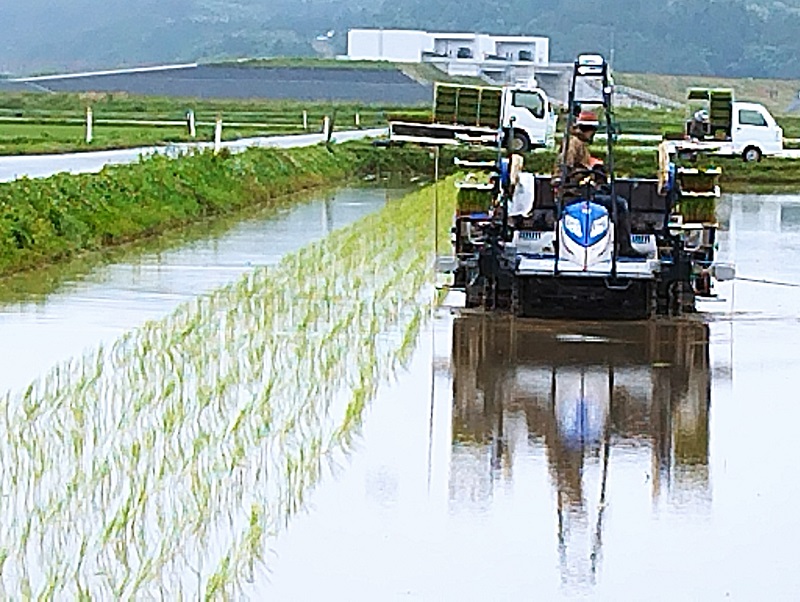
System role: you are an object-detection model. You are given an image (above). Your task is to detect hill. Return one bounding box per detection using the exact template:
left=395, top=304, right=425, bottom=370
left=3, top=0, right=800, bottom=80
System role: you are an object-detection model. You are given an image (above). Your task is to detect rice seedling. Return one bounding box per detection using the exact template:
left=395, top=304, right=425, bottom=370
left=0, top=178, right=455, bottom=598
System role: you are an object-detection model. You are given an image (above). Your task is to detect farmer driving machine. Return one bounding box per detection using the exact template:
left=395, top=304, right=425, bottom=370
left=391, top=54, right=731, bottom=319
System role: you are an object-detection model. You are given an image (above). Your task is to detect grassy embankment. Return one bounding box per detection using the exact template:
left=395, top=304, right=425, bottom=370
left=0, top=141, right=430, bottom=277
left=616, top=71, right=800, bottom=116
left=0, top=91, right=428, bottom=155
left=220, top=56, right=487, bottom=85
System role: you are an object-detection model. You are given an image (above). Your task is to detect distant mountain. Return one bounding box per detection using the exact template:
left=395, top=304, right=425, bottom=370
left=3, top=0, right=800, bottom=79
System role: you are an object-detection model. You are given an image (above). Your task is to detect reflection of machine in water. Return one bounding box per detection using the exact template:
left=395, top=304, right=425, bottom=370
left=450, top=316, right=711, bottom=588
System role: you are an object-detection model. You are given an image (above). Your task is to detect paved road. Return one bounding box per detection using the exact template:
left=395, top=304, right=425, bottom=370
left=0, top=128, right=387, bottom=183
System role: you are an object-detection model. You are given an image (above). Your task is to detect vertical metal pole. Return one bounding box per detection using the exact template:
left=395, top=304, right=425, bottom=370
left=303, top=110, right=308, bottom=132
left=434, top=145, right=440, bottom=258
left=214, top=115, right=222, bottom=154
left=555, top=61, right=580, bottom=275
left=85, top=106, right=93, bottom=144
left=187, top=110, right=196, bottom=138
left=604, top=64, right=619, bottom=280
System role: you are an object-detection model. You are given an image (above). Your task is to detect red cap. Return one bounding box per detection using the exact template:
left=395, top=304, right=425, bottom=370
left=575, top=111, right=599, bottom=127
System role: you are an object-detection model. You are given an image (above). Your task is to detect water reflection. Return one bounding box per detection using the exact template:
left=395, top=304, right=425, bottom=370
left=727, top=194, right=800, bottom=234
left=450, top=316, right=711, bottom=589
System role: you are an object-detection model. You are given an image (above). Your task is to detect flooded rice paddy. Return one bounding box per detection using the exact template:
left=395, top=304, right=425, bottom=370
left=2, top=190, right=800, bottom=599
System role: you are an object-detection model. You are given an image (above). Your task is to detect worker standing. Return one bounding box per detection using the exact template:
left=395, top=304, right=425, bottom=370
left=688, top=109, right=708, bottom=140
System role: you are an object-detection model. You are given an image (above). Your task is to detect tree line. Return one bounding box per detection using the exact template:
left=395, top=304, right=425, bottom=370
left=2, top=0, right=800, bottom=78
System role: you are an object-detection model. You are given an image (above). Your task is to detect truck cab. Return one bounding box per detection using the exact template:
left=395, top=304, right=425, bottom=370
left=730, top=101, right=783, bottom=161
left=685, top=88, right=783, bottom=161
left=501, top=86, right=558, bottom=152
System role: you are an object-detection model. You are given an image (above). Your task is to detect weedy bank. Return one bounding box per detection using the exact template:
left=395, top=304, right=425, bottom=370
left=0, top=141, right=430, bottom=277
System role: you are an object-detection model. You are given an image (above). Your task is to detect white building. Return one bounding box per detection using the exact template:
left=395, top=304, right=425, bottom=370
left=346, top=29, right=550, bottom=84
left=347, top=29, right=433, bottom=63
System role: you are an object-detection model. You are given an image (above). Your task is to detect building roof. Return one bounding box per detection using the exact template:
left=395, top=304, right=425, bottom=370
left=492, top=36, right=548, bottom=43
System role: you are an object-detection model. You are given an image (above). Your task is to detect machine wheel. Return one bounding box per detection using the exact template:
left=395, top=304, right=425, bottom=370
left=507, top=130, right=531, bottom=153
left=742, top=146, right=762, bottom=163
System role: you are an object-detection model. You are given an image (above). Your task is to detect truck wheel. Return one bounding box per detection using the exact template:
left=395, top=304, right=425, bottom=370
left=507, top=131, right=531, bottom=153
left=742, top=146, right=762, bottom=162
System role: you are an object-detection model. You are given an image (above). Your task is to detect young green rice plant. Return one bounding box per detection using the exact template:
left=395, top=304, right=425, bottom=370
left=0, top=179, right=456, bottom=598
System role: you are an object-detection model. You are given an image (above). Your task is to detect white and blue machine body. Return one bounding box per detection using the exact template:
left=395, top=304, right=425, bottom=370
left=559, top=200, right=614, bottom=270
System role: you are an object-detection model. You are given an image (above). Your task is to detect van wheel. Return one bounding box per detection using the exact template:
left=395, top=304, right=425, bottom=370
left=507, top=131, right=531, bottom=153
left=742, top=146, right=762, bottom=162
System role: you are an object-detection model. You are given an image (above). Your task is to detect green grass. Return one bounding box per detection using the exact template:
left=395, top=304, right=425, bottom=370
left=0, top=90, right=417, bottom=116
left=0, top=141, right=431, bottom=276
left=0, top=90, right=426, bottom=154
left=0, top=122, right=278, bottom=155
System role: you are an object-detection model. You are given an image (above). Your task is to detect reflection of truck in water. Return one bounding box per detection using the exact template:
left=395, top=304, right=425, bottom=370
left=449, top=315, right=712, bottom=586
left=670, top=88, right=784, bottom=162
left=389, top=82, right=558, bottom=152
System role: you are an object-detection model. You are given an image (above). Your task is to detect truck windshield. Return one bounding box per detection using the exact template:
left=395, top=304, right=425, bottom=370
left=513, top=91, right=545, bottom=119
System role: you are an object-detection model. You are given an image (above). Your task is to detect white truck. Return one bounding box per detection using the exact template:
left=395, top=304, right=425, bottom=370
left=389, top=82, right=558, bottom=152
left=676, top=88, right=783, bottom=162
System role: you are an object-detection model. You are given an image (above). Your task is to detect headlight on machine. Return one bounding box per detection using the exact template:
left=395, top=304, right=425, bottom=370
left=563, top=214, right=582, bottom=238
left=590, top=215, right=609, bottom=239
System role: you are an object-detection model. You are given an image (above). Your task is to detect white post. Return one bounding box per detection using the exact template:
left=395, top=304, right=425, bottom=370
left=303, top=110, right=308, bottom=131
left=187, top=110, right=196, bottom=138
left=322, top=116, right=331, bottom=140
left=85, top=106, right=93, bottom=144
left=355, top=112, right=361, bottom=128
left=214, top=116, right=222, bottom=154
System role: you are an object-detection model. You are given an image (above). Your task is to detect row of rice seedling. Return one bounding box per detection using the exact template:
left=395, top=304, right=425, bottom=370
left=0, top=178, right=455, bottom=598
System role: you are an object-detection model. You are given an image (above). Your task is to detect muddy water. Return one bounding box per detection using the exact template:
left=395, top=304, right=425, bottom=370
left=3, top=192, right=800, bottom=599
left=262, top=193, right=800, bottom=600
left=0, top=186, right=401, bottom=392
